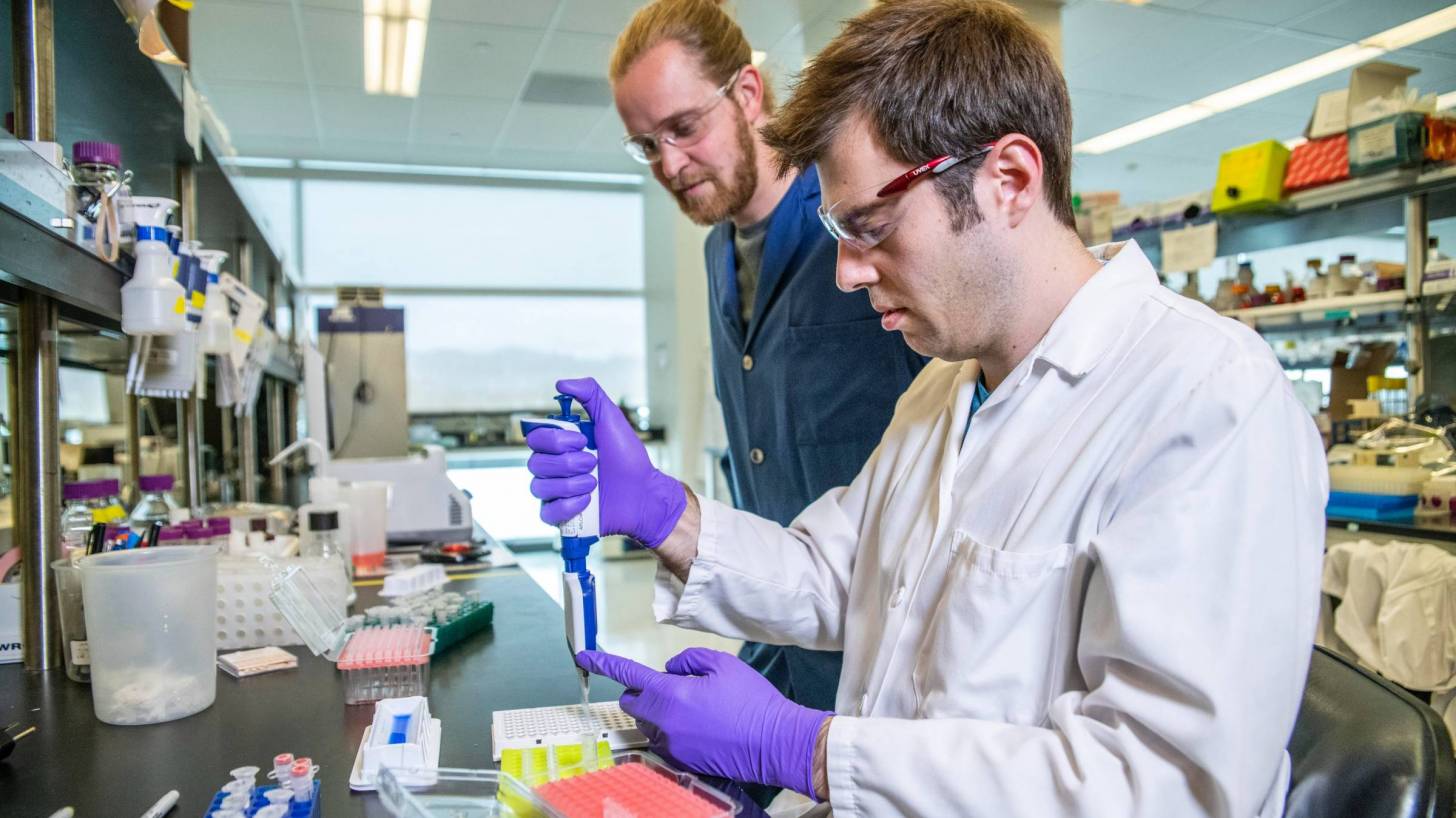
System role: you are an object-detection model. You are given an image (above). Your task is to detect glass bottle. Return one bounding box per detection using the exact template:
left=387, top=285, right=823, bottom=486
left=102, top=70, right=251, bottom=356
left=129, top=474, right=180, bottom=527
left=302, top=509, right=352, bottom=607
left=60, top=481, right=97, bottom=558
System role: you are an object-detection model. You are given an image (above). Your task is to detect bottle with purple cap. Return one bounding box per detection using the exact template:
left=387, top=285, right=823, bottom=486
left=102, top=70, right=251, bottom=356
left=129, top=474, right=181, bottom=527
left=68, top=140, right=130, bottom=262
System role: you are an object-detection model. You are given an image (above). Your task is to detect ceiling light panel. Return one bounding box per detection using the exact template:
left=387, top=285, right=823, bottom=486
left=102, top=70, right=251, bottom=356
left=1074, top=6, right=1456, bottom=155
left=363, top=0, right=431, bottom=97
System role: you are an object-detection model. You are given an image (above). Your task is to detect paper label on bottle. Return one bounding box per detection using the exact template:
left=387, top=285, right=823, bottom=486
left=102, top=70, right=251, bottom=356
left=70, top=640, right=90, bottom=666
left=1355, top=123, right=1398, bottom=165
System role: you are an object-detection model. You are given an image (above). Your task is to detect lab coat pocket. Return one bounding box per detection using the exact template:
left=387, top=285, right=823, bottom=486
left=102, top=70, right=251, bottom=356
left=787, top=317, right=911, bottom=446
left=913, top=533, right=1074, bottom=725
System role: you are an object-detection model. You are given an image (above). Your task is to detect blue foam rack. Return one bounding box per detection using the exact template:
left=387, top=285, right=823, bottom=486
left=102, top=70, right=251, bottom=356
left=201, top=781, right=320, bottom=817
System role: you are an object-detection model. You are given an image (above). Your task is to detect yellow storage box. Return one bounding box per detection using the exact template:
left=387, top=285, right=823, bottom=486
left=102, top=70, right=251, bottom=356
left=1212, top=139, right=1291, bottom=214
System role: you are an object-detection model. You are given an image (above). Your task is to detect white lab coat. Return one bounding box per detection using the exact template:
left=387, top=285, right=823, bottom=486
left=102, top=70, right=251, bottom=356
left=655, top=241, right=1328, bottom=817
left=1322, top=538, right=1456, bottom=692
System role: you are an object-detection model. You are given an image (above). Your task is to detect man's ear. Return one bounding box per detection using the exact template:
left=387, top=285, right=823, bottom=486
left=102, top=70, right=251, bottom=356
left=980, top=134, right=1044, bottom=230
left=734, top=64, right=768, bottom=123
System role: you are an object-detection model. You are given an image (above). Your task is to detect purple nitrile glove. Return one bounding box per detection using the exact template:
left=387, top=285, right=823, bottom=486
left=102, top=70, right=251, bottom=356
left=526, top=377, right=687, bottom=548
left=577, top=647, right=832, bottom=799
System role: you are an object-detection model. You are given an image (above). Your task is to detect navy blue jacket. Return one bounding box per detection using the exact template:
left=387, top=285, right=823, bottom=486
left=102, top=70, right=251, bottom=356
left=706, top=165, right=926, bottom=528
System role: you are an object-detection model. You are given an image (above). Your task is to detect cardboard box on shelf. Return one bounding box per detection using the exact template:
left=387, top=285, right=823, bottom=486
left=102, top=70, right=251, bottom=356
left=1306, top=61, right=1420, bottom=138
left=1348, top=112, right=1426, bottom=176
left=1329, top=342, right=1397, bottom=423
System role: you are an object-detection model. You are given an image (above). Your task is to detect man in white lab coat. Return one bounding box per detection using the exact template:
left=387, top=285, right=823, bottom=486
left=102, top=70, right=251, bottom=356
left=525, top=1, right=1328, bottom=815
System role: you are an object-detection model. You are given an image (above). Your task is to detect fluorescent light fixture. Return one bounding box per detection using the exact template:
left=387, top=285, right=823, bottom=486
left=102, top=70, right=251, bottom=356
left=364, top=0, right=430, bottom=97
left=296, top=158, right=644, bottom=185
left=751, top=50, right=766, bottom=67
left=1439, top=90, right=1456, bottom=110
left=1074, top=7, right=1456, bottom=155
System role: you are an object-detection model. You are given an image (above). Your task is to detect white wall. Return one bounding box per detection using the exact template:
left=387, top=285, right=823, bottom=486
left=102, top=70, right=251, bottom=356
left=642, top=184, right=722, bottom=493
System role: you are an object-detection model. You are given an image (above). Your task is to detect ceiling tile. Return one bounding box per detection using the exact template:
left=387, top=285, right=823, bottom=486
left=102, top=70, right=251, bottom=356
left=1280, top=0, right=1454, bottom=42
left=577, top=108, right=629, bottom=155
left=419, top=22, right=545, bottom=99
left=535, top=31, right=616, bottom=76
left=200, top=81, right=318, bottom=140
left=315, top=90, right=416, bottom=141
left=554, top=0, right=646, bottom=37
left=301, top=9, right=364, bottom=89
left=1183, top=0, right=1342, bottom=27
left=410, top=96, right=513, bottom=146
left=731, top=0, right=834, bottom=51
left=497, top=102, right=611, bottom=151
left=431, top=0, right=559, bottom=28
left=314, top=136, right=422, bottom=163
left=1070, top=89, right=1186, bottom=142
left=297, top=0, right=357, bottom=10
left=190, top=2, right=307, bottom=85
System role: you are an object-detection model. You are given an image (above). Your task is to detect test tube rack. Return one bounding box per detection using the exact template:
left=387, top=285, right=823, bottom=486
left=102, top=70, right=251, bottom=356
left=491, top=700, right=646, bottom=761
left=336, top=625, right=433, bottom=705
left=526, top=752, right=740, bottom=818
left=217, top=556, right=349, bottom=650
left=201, top=781, right=319, bottom=818
left=359, top=591, right=493, bottom=655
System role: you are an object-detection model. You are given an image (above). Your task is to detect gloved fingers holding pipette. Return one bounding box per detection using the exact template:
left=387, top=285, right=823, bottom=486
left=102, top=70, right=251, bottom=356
left=577, top=647, right=833, bottom=800
left=525, top=377, right=688, bottom=548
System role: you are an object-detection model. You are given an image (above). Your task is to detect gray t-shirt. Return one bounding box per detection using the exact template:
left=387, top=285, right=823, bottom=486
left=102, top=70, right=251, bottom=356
left=732, top=214, right=772, bottom=327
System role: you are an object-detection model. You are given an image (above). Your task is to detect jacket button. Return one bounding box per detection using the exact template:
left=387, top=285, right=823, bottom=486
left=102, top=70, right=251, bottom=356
left=749, top=448, right=765, bottom=465
left=889, top=585, right=906, bottom=608
left=742, top=354, right=754, bottom=371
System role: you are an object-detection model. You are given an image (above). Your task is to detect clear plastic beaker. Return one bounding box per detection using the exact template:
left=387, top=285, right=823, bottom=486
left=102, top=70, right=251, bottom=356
left=51, top=559, right=89, bottom=683
left=80, top=546, right=217, bottom=725
left=347, top=481, right=390, bottom=572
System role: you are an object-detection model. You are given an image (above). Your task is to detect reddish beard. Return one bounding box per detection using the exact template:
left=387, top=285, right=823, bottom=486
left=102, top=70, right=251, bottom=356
left=670, top=105, right=758, bottom=226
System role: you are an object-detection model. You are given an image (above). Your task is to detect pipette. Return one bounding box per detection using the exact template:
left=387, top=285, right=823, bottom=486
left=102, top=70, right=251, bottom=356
left=521, top=394, right=600, bottom=717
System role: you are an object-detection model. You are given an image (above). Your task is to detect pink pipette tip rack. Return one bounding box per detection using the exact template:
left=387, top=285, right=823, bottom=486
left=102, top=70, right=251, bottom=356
left=335, top=625, right=433, bottom=704
left=534, top=759, right=735, bottom=818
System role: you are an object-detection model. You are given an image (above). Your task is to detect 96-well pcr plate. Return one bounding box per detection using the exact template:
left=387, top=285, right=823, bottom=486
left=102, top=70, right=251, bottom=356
left=491, top=701, right=646, bottom=761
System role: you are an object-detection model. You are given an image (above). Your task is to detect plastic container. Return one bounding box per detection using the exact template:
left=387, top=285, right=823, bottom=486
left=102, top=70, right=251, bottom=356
left=525, top=752, right=741, bottom=818
left=381, top=564, right=448, bottom=598
left=80, top=546, right=217, bottom=725
left=378, top=767, right=551, bottom=818
left=51, top=559, right=90, bottom=683
left=216, top=555, right=347, bottom=650
left=61, top=481, right=97, bottom=557
left=347, top=481, right=390, bottom=572
left=336, top=626, right=433, bottom=705
left=129, top=474, right=180, bottom=526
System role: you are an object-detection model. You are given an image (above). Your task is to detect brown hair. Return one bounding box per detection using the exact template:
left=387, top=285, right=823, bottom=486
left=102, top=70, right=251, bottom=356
left=761, top=0, right=1074, bottom=229
left=609, top=0, right=773, bottom=113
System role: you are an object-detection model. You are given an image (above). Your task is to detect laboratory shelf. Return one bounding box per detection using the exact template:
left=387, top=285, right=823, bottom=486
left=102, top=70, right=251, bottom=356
left=1132, top=164, right=1456, bottom=271
left=1219, top=292, right=1410, bottom=327
left=0, top=199, right=125, bottom=330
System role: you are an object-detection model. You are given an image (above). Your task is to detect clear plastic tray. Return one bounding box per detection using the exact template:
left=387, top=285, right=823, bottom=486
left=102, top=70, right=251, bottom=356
left=524, top=751, right=742, bottom=818
left=378, top=767, right=551, bottom=818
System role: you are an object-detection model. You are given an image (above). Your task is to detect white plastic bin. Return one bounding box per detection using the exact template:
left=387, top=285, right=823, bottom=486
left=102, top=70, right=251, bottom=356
left=80, top=546, right=218, bottom=725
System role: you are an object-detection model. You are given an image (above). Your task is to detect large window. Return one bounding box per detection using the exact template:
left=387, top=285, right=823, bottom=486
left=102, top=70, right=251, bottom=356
left=243, top=168, right=647, bottom=412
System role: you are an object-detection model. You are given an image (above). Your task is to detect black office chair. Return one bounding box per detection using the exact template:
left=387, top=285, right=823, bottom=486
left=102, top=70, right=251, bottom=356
left=1284, top=646, right=1456, bottom=818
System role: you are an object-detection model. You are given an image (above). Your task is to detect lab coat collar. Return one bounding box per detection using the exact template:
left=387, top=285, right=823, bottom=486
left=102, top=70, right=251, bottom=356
left=1031, top=239, right=1156, bottom=379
